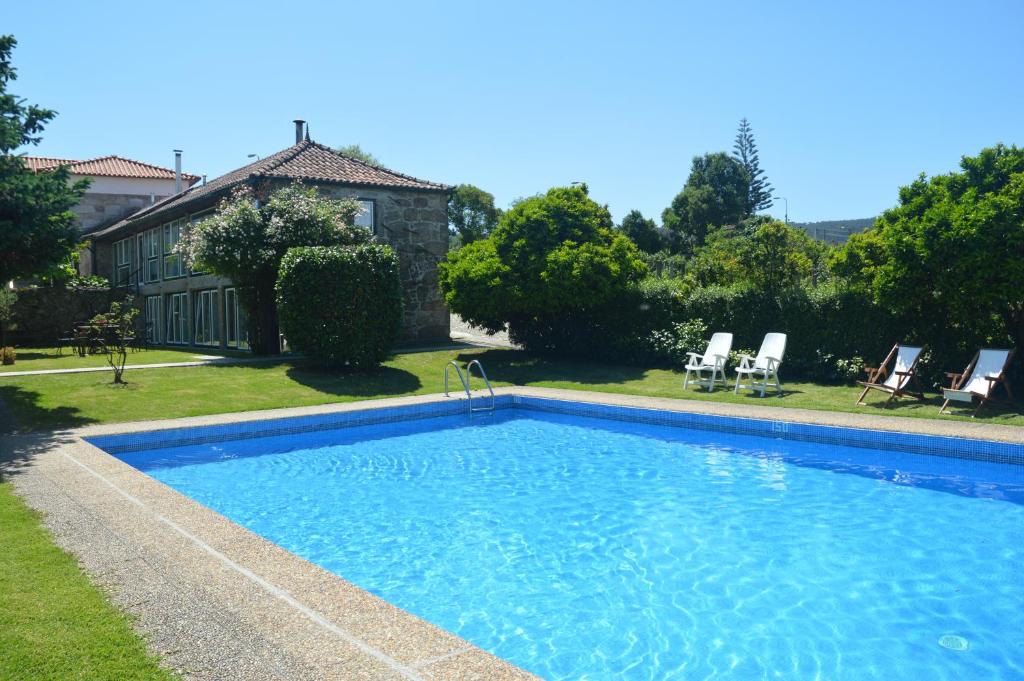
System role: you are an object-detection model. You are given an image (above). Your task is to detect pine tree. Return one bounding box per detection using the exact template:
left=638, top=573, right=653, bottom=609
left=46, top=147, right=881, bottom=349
left=732, top=118, right=774, bottom=212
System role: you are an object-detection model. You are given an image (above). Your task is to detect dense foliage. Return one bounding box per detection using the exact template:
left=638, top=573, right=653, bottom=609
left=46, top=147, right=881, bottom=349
left=733, top=118, right=773, bottom=211
left=180, top=182, right=369, bottom=354
left=439, top=185, right=647, bottom=355
left=618, top=209, right=664, bottom=253
left=277, top=244, right=403, bottom=369
left=0, top=35, right=88, bottom=284
left=831, top=144, right=1024, bottom=376
left=661, top=152, right=751, bottom=254
left=686, top=221, right=827, bottom=294
left=448, top=183, right=501, bottom=245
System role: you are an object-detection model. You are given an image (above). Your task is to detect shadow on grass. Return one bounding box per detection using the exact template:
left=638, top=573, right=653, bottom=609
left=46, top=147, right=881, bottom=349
left=854, top=391, right=1023, bottom=421
left=284, top=364, right=422, bottom=397
left=0, top=385, right=96, bottom=434
left=453, top=349, right=649, bottom=386
left=0, top=386, right=94, bottom=481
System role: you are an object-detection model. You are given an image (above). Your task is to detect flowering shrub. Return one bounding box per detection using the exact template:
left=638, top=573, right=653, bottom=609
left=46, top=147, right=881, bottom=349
left=276, top=244, right=403, bottom=369
left=645, top=319, right=710, bottom=367
left=178, top=182, right=369, bottom=354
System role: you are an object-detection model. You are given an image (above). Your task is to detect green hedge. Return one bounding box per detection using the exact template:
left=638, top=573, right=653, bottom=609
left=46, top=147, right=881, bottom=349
left=276, top=244, right=403, bottom=369
left=610, top=280, right=905, bottom=382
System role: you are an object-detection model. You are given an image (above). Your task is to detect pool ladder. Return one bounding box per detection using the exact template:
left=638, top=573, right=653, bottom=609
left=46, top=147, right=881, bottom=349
left=445, top=360, right=495, bottom=414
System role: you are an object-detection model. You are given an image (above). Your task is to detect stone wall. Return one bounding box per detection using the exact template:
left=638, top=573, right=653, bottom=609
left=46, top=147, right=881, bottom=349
left=74, top=192, right=166, bottom=234
left=10, top=287, right=129, bottom=346
left=313, top=184, right=450, bottom=343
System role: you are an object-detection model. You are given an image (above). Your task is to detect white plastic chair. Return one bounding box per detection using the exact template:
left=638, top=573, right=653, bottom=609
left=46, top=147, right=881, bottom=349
left=683, top=332, right=733, bottom=392
left=734, top=332, right=787, bottom=397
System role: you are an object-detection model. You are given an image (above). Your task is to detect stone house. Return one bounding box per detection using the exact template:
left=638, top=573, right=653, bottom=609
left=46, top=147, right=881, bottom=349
left=86, top=123, right=450, bottom=349
left=24, top=154, right=201, bottom=233
left=25, top=154, right=202, bottom=277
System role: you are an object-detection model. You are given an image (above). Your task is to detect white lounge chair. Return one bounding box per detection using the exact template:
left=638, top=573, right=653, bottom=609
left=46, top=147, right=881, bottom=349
left=939, top=348, right=1015, bottom=417
left=734, top=332, right=787, bottom=397
left=856, top=344, right=925, bottom=406
left=683, top=332, right=733, bottom=392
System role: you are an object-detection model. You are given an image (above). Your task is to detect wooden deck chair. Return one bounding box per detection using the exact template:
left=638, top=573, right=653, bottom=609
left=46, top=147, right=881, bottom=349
left=734, top=332, right=787, bottom=397
left=683, top=332, right=733, bottom=392
left=856, top=344, right=925, bottom=406
left=939, top=348, right=1016, bottom=417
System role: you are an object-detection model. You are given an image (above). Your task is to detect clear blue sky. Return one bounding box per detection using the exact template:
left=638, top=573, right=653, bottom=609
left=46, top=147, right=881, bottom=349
left=7, top=1, right=1023, bottom=224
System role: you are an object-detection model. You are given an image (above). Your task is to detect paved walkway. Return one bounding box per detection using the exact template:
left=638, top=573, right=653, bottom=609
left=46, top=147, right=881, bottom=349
left=0, top=355, right=285, bottom=377
left=449, top=314, right=515, bottom=348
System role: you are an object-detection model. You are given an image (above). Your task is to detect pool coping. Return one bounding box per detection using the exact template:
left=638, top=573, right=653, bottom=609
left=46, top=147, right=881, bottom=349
left=2, top=387, right=1022, bottom=680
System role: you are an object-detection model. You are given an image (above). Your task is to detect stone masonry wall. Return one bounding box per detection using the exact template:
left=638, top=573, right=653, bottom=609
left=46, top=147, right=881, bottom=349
left=75, top=193, right=166, bottom=234
left=313, top=184, right=450, bottom=343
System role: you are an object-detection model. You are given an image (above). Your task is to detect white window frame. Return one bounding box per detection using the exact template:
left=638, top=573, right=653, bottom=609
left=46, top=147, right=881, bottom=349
left=113, top=238, right=131, bottom=286
left=141, top=228, right=161, bottom=283
left=355, top=199, right=375, bottom=233
left=224, top=287, right=249, bottom=350
left=193, top=289, right=219, bottom=346
left=163, top=220, right=185, bottom=279
left=165, top=292, right=188, bottom=345
left=144, top=295, right=162, bottom=344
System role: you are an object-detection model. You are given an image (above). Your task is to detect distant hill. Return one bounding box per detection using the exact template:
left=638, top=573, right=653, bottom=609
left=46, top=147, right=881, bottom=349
left=791, top=217, right=876, bottom=244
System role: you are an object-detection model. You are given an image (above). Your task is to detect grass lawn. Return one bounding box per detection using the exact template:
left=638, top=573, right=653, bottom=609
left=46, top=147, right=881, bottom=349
left=0, top=483, right=175, bottom=680
left=1, top=346, right=247, bottom=373
left=1, top=347, right=1020, bottom=431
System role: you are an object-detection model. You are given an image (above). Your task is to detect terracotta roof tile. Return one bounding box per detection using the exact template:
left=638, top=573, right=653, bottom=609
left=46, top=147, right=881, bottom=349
left=22, top=155, right=200, bottom=183
left=90, top=141, right=449, bottom=239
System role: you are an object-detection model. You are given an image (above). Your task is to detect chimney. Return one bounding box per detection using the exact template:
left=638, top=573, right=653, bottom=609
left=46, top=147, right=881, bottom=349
left=293, top=119, right=305, bottom=144
left=173, top=149, right=183, bottom=194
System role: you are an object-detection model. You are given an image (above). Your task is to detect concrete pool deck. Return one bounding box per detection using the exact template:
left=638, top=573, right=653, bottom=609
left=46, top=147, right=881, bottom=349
left=2, top=387, right=1021, bottom=680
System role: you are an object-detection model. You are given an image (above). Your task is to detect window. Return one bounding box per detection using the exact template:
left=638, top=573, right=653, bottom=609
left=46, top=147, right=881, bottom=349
left=193, top=289, right=219, bottom=346
left=141, top=228, right=161, bottom=283
left=165, top=292, right=188, bottom=344
left=144, top=296, right=161, bottom=344
left=224, top=288, right=249, bottom=350
left=163, top=220, right=185, bottom=279
left=113, top=238, right=132, bottom=286
left=355, top=199, right=375, bottom=232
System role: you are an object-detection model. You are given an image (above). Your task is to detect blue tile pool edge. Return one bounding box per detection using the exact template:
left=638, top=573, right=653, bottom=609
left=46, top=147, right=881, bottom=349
left=85, top=394, right=1024, bottom=467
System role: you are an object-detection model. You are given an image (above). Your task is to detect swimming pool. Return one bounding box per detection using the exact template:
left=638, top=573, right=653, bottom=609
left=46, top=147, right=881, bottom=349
left=90, top=397, right=1024, bottom=680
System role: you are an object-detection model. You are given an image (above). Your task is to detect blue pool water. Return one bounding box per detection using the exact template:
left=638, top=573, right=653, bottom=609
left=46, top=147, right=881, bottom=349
left=112, top=409, right=1024, bottom=680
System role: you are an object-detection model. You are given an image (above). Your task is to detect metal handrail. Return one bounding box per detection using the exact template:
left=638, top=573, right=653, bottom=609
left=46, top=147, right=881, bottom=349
left=445, top=361, right=470, bottom=401
left=465, top=359, right=495, bottom=412
left=444, top=359, right=495, bottom=414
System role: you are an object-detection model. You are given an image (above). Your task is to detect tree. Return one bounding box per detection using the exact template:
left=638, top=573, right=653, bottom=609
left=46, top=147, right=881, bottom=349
left=831, top=144, right=1024, bottom=365
left=733, top=118, right=774, bottom=212
left=88, top=296, right=139, bottom=384
left=180, top=182, right=369, bottom=354
left=0, top=287, right=15, bottom=347
left=0, top=35, right=88, bottom=284
left=618, top=210, right=664, bottom=253
left=448, top=184, right=501, bottom=245
left=335, top=144, right=383, bottom=168
left=686, top=221, right=820, bottom=293
left=661, top=153, right=750, bottom=254
left=438, top=185, right=647, bottom=353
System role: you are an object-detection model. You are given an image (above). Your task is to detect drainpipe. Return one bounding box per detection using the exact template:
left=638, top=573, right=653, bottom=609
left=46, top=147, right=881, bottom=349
left=173, top=149, right=183, bottom=194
